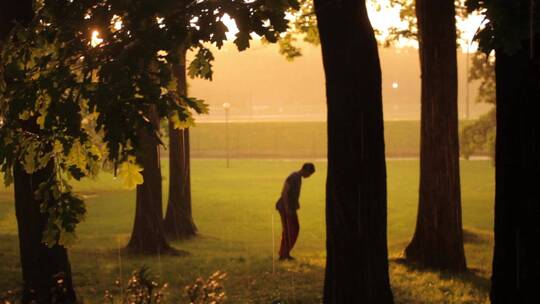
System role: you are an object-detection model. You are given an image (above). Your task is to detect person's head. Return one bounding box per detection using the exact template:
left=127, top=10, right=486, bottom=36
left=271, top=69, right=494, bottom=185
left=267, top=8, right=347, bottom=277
left=299, top=163, right=315, bottom=178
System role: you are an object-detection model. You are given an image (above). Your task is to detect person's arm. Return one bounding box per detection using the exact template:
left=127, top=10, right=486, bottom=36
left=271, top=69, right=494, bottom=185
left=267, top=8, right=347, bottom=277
left=281, top=181, right=291, bottom=213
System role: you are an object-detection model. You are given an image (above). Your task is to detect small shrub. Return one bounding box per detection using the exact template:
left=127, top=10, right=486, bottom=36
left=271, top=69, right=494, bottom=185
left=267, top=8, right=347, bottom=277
left=103, top=266, right=167, bottom=304
left=461, top=109, right=496, bottom=160
left=0, top=289, right=19, bottom=304
left=185, top=271, right=227, bottom=304
left=103, top=267, right=226, bottom=304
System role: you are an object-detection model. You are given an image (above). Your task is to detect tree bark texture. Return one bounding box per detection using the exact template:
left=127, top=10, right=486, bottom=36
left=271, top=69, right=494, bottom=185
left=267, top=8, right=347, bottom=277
left=14, top=163, right=77, bottom=303
left=315, top=0, right=394, bottom=302
left=2, top=2, right=77, bottom=302
left=163, top=46, right=197, bottom=239
left=126, top=106, right=172, bottom=254
left=490, top=36, right=540, bottom=303
left=405, top=0, right=467, bottom=272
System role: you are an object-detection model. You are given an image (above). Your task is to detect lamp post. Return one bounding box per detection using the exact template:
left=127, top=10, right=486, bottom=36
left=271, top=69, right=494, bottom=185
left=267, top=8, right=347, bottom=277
left=465, top=39, right=471, bottom=120
left=222, top=102, right=231, bottom=168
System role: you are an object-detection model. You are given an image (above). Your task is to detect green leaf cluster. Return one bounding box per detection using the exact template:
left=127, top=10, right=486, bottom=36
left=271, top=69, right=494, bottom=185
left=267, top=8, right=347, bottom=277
left=35, top=177, right=86, bottom=247
left=188, top=47, right=215, bottom=80
left=0, top=0, right=296, bottom=246
left=461, top=108, right=496, bottom=160
left=276, top=0, right=319, bottom=60
left=469, top=51, right=496, bottom=104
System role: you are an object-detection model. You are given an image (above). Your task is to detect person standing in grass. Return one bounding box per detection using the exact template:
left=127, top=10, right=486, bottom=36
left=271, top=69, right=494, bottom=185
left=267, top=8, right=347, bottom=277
left=276, top=163, right=316, bottom=260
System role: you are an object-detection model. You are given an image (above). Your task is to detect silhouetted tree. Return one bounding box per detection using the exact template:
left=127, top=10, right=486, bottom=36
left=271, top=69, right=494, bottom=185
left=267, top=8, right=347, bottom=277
left=491, top=37, right=540, bottom=303
left=315, top=0, right=394, bottom=302
left=161, top=0, right=298, bottom=242
left=466, top=0, right=540, bottom=301
left=1, top=0, right=223, bottom=288
left=164, top=45, right=198, bottom=239
left=124, top=0, right=295, bottom=252
left=13, top=162, right=78, bottom=303
left=491, top=39, right=540, bottom=303
left=404, top=0, right=467, bottom=271
left=1, top=2, right=77, bottom=302
left=126, top=106, right=173, bottom=254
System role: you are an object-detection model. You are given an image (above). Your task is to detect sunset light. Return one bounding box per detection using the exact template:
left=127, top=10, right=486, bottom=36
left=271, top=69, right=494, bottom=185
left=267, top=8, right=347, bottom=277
left=4, top=1, right=531, bottom=303
left=221, top=14, right=239, bottom=41
left=219, top=1, right=485, bottom=52
left=91, top=30, right=103, bottom=47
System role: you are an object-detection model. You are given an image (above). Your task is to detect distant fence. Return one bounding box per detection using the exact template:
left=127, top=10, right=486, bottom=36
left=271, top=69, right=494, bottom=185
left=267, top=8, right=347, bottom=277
left=175, top=121, right=489, bottom=159
left=178, top=121, right=383, bottom=159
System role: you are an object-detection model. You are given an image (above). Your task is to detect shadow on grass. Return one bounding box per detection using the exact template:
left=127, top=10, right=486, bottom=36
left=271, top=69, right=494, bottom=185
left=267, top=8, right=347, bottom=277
left=389, top=256, right=491, bottom=304
left=463, top=228, right=492, bottom=245
left=121, top=246, right=190, bottom=257
left=225, top=257, right=325, bottom=304
left=390, top=257, right=490, bottom=295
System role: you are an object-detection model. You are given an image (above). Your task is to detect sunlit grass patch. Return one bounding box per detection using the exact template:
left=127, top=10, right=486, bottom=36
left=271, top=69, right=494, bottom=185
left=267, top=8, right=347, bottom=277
left=0, top=159, right=494, bottom=303
left=390, top=258, right=490, bottom=304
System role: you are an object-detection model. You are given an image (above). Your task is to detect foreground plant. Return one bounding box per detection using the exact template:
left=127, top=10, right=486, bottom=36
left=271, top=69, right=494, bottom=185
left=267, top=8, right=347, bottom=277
left=103, top=267, right=227, bottom=304
left=185, top=271, right=227, bottom=304
left=104, top=267, right=168, bottom=304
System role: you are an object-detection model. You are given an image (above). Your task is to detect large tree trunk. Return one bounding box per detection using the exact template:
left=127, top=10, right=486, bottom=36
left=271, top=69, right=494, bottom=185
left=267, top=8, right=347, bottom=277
left=490, top=36, right=540, bottom=302
left=14, top=163, right=77, bottom=303
left=126, top=106, right=173, bottom=254
left=2, top=2, right=77, bottom=302
left=315, top=0, right=393, bottom=302
left=163, top=46, right=197, bottom=239
left=404, top=0, right=467, bottom=271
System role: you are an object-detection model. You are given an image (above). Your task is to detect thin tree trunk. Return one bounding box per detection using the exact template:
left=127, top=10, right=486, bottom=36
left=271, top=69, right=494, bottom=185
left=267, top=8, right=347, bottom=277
left=2, top=2, right=77, bottom=302
left=126, top=106, right=173, bottom=254
left=491, top=36, right=540, bottom=302
left=163, top=45, right=197, bottom=239
left=315, top=0, right=393, bottom=302
left=405, top=0, right=467, bottom=271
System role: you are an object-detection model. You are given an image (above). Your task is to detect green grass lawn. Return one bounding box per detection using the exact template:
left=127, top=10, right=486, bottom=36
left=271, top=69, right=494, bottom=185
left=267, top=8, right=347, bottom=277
left=0, top=159, right=494, bottom=303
